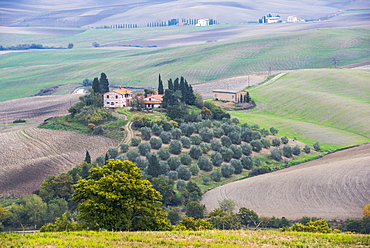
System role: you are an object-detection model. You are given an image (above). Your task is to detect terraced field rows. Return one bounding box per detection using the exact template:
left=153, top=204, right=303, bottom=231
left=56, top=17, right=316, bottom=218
left=201, top=144, right=370, bottom=220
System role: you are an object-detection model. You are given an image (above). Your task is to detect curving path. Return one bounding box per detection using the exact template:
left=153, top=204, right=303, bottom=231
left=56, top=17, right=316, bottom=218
left=201, top=144, right=370, bottom=220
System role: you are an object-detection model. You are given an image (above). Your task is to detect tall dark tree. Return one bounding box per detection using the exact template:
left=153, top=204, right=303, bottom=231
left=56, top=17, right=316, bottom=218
left=84, top=151, right=91, bottom=164
left=187, top=84, right=196, bottom=105
left=168, top=79, right=173, bottom=90
left=173, top=78, right=179, bottom=91
left=158, top=74, right=164, bottom=94
left=99, top=73, right=110, bottom=93
left=92, top=77, right=100, bottom=93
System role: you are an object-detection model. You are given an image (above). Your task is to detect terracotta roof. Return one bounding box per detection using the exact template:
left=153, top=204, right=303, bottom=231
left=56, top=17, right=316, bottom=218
left=111, top=88, right=132, bottom=95
left=145, top=94, right=163, bottom=101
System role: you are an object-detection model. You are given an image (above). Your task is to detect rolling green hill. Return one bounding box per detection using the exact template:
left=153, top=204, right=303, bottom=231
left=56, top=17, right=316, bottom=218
left=231, top=69, right=370, bottom=149
left=0, top=26, right=369, bottom=102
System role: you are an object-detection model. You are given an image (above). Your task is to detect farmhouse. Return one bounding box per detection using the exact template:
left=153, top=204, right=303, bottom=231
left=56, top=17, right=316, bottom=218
left=144, top=94, right=163, bottom=108
left=196, top=19, right=209, bottom=26
left=103, top=87, right=133, bottom=108
left=213, top=89, right=247, bottom=103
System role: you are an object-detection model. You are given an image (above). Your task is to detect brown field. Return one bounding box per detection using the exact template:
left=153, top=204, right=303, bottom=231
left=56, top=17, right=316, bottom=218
left=201, top=144, right=370, bottom=220
left=0, top=94, right=118, bottom=196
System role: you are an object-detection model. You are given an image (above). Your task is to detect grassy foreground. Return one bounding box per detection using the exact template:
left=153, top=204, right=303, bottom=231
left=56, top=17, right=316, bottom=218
left=0, top=230, right=368, bottom=247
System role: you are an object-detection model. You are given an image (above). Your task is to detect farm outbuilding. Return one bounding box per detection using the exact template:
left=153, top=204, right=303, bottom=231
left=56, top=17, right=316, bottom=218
left=144, top=94, right=163, bottom=108
left=103, top=87, right=133, bottom=108
left=213, top=89, right=247, bottom=103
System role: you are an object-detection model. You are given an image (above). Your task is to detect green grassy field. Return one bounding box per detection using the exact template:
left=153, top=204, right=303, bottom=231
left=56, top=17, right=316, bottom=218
left=0, top=230, right=368, bottom=247
left=232, top=69, right=370, bottom=150
left=0, top=26, right=369, bottom=102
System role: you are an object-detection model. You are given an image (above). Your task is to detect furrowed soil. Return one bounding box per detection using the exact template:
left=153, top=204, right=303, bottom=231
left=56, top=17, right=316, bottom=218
left=0, top=94, right=118, bottom=196
left=201, top=144, right=370, bottom=220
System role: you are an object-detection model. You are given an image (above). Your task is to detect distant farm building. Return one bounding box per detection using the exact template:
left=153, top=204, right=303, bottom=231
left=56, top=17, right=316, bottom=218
left=259, top=14, right=281, bottom=24
left=144, top=94, right=163, bottom=108
left=104, top=87, right=133, bottom=108
left=196, top=19, right=209, bottom=26
left=287, top=15, right=305, bottom=23
left=213, top=90, right=247, bottom=103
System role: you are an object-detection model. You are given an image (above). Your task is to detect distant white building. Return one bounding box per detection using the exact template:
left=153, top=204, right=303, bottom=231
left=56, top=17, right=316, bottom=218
left=196, top=19, right=209, bottom=26
left=287, top=15, right=298, bottom=23
left=266, top=16, right=280, bottom=23
left=103, top=87, right=133, bottom=108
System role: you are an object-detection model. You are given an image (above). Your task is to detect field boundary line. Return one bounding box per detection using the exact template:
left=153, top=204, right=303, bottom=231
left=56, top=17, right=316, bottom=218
left=250, top=72, right=287, bottom=91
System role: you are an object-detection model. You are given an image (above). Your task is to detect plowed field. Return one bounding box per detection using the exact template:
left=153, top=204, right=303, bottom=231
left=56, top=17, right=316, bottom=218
left=201, top=144, right=370, bottom=220
left=0, top=95, right=118, bottom=196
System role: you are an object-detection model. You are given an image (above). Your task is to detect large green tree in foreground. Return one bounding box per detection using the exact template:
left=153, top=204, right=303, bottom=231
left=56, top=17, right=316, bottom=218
left=72, top=159, right=171, bottom=231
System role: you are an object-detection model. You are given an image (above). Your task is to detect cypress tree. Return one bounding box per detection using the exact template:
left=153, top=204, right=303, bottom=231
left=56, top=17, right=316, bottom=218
left=168, top=79, right=173, bottom=90
left=99, top=73, right=110, bottom=93
left=92, top=77, right=100, bottom=93
left=84, top=150, right=91, bottom=164
left=158, top=74, right=164, bottom=94
left=180, top=76, right=186, bottom=102
left=174, top=78, right=179, bottom=91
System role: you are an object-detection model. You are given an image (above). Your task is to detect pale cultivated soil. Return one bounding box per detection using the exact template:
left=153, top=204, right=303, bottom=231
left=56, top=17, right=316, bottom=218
left=0, top=95, right=118, bottom=196
left=201, top=144, right=370, bottom=220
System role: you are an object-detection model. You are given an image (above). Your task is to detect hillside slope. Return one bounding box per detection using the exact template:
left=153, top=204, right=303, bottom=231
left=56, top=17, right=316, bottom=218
left=201, top=143, right=370, bottom=220
left=1, top=0, right=369, bottom=27
left=232, top=68, right=370, bottom=149
left=0, top=95, right=118, bottom=196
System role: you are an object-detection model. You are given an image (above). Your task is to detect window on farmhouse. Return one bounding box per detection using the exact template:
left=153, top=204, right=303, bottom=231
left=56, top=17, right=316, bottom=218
left=107, top=95, right=109, bottom=99
left=116, top=95, right=118, bottom=99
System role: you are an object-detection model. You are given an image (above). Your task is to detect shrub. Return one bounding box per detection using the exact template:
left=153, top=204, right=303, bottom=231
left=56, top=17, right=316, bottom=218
left=281, top=136, right=289, bottom=144
left=180, top=136, right=191, bottom=148
left=140, top=126, right=152, bottom=140
left=157, top=148, right=170, bottom=160
left=230, top=144, right=242, bottom=159
left=272, top=138, right=281, bottom=147
left=283, top=145, right=292, bottom=158
left=260, top=128, right=270, bottom=137
left=168, top=157, right=181, bottom=170
left=171, top=128, right=182, bottom=139
left=199, top=127, right=214, bottom=143
left=314, top=141, right=321, bottom=151
left=200, top=142, right=210, bottom=154
left=131, top=136, right=141, bottom=146
left=241, top=143, right=252, bottom=156
left=221, top=136, right=232, bottom=148
left=177, top=179, right=186, bottom=188
left=220, top=147, right=233, bottom=162
left=254, top=157, right=261, bottom=166
left=211, top=152, right=223, bottom=167
left=152, top=123, right=163, bottom=136
left=221, top=163, right=234, bottom=178
left=138, top=142, right=151, bottom=156
left=270, top=148, right=283, bottom=161
left=281, top=219, right=338, bottom=233
left=169, top=140, right=182, bottom=155
left=228, top=131, right=241, bottom=145
left=117, top=155, right=128, bottom=161
left=160, top=161, right=170, bottom=175
left=270, top=127, right=279, bottom=135
left=241, top=156, right=253, bottom=170
left=251, top=131, right=261, bottom=140
left=213, top=127, right=224, bottom=138
left=261, top=138, right=271, bottom=148
left=168, top=171, right=178, bottom=181
left=198, top=156, right=213, bottom=171
left=134, top=157, right=148, bottom=170
left=13, top=119, right=26, bottom=123
left=190, top=134, right=202, bottom=145
left=146, top=152, right=161, bottom=177
left=189, top=164, right=200, bottom=175
left=180, top=154, right=192, bottom=165
left=127, top=149, right=140, bottom=162
left=221, top=124, right=233, bottom=135
left=108, top=147, right=119, bottom=159
left=211, top=139, right=222, bottom=151
left=249, top=167, right=271, bottom=177
left=241, top=128, right=252, bottom=143
left=303, top=145, right=311, bottom=154
left=150, top=137, right=162, bottom=149
left=131, top=114, right=151, bottom=128
left=250, top=140, right=263, bottom=152
left=95, top=155, right=105, bottom=166
left=230, top=159, right=243, bottom=174
left=190, top=145, right=202, bottom=159
left=163, top=121, right=173, bottom=131
left=120, top=143, right=129, bottom=153
left=202, top=176, right=211, bottom=184
left=160, top=131, right=172, bottom=144
left=292, top=145, right=301, bottom=156
left=251, top=124, right=259, bottom=130
left=210, top=170, right=221, bottom=182
left=180, top=123, right=195, bottom=137
left=177, top=165, right=192, bottom=180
